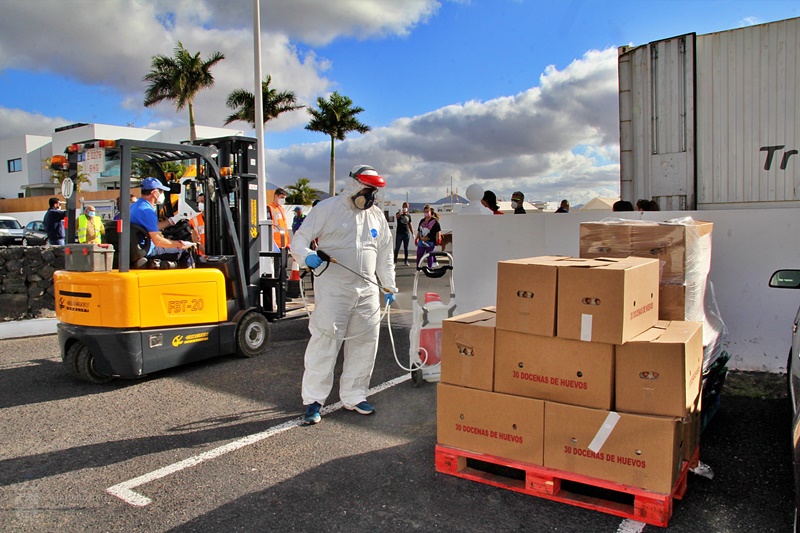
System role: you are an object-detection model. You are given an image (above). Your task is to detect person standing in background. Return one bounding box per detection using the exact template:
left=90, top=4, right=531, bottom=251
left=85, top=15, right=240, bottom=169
left=613, top=200, right=635, bottom=212
left=555, top=199, right=570, bottom=213
left=77, top=205, right=105, bottom=244
left=415, top=204, right=441, bottom=268
left=481, top=191, right=503, bottom=215
left=267, top=188, right=291, bottom=251
left=394, top=202, right=414, bottom=265
left=291, top=206, right=306, bottom=234
left=43, top=197, right=66, bottom=245
left=189, top=193, right=206, bottom=255
left=511, top=191, right=526, bottom=214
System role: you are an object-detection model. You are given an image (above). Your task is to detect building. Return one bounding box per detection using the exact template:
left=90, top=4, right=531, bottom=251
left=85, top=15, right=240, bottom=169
left=0, top=122, right=244, bottom=198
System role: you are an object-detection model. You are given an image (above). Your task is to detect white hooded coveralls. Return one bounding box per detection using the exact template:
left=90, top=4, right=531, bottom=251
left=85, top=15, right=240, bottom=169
left=290, top=178, right=397, bottom=407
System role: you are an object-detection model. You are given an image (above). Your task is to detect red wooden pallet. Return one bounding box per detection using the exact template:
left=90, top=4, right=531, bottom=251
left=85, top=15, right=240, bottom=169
left=435, top=444, right=698, bottom=528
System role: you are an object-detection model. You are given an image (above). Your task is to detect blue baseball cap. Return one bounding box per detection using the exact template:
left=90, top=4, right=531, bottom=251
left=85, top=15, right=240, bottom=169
left=140, top=177, right=170, bottom=191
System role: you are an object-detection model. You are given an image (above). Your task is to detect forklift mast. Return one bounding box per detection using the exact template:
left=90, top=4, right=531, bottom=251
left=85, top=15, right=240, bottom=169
left=191, top=136, right=287, bottom=320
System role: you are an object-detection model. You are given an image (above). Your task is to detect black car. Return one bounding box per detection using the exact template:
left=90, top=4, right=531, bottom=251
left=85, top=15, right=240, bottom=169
left=23, top=220, right=48, bottom=246
left=769, top=269, right=800, bottom=532
left=0, top=216, right=24, bottom=246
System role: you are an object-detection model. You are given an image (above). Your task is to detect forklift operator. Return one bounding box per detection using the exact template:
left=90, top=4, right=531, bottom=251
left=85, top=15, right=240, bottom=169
left=130, top=177, right=194, bottom=267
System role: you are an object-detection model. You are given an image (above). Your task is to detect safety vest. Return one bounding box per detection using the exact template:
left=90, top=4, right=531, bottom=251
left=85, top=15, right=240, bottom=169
left=267, top=203, right=291, bottom=250
left=77, top=214, right=104, bottom=244
left=189, top=212, right=206, bottom=255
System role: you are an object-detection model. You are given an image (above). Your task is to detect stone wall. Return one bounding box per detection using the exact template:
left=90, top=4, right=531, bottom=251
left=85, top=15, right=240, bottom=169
left=0, top=246, right=64, bottom=321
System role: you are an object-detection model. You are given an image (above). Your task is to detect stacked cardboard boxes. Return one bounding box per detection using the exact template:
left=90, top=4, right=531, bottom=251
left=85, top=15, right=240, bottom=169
left=578, top=219, right=720, bottom=354
left=438, top=255, right=704, bottom=494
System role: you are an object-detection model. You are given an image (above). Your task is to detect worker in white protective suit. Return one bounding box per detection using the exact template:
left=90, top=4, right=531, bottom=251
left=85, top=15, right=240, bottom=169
left=291, top=165, right=398, bottom=425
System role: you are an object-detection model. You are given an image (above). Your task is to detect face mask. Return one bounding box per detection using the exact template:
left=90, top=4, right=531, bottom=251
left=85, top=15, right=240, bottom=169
left=402, top=207, right=408, bottom=213
left=352, top=188, right=377, bottom=210
left=154, top=191, right=164, bottom=205
left=511, top=201, right=519, bottom=209
left=87, top=211, right=95, bottom=218
left=198, top=202, right=204, bottom=212
left=277, top=197, right=286, bottom=206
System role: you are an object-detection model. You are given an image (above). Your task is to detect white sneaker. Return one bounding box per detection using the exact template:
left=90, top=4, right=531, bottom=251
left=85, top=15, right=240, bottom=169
left=432, top=261, right=440, bottom=268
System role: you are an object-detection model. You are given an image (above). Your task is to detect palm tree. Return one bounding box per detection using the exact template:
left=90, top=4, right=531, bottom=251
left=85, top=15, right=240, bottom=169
left=224, top=76, right=304, bottom=127
left=305, top=91, right=371, bottom=196
left=143, top=41, right=225, bottom=142
left=285, top=178, right=319, bottom=205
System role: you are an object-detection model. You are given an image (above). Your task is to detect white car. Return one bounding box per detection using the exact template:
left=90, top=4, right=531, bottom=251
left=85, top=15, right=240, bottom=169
left=0, top=215, right=24, bottom=246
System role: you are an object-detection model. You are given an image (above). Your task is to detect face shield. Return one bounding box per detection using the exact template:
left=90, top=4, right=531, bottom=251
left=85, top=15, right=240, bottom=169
left=346, top=165, right=385, bottom=210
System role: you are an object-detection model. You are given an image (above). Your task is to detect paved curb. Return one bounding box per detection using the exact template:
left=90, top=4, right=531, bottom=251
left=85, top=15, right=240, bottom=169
left=0, top=318, right=58, bottom=339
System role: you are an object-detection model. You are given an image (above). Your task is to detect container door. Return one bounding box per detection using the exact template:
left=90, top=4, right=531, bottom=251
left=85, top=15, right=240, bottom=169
left=619, top=33, right=696, bottom=210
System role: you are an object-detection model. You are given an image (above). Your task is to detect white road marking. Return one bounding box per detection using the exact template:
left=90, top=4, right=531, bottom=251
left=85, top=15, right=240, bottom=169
left=616, top=519, right=646, bottom=533
left=106, top=373, right=411, bottom=507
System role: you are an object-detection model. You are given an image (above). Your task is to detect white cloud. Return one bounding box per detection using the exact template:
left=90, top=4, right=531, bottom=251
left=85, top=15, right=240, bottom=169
left=265, top=47, right=621, bottom=204
left=0, top=107, right=69, bottom=139
left=0, top=1, right=620, bottom=204
left=0, top=0, right=437, bottom=132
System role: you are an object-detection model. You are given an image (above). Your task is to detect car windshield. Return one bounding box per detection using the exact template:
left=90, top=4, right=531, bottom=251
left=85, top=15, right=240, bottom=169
left=0, top=219, right=22, bottom=230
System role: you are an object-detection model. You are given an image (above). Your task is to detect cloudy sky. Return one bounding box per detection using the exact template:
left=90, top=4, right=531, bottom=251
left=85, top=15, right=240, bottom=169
left=1, top=0, right=798, bottom=204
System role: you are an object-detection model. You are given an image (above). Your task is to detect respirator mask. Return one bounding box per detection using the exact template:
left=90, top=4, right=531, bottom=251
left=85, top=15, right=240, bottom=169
left=352, top=187, right=378, bottom=210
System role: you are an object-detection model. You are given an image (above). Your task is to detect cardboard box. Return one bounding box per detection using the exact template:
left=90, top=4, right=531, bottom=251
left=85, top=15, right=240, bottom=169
left=437, top=383, right=545, bottom=465
left=496, top=256, right=564, bottom=337
left=556, top=257, right=659, bottom=345
left=441, top=309, right=497, bottom=391
left=658, top=283, right=686, bottom=321
left=543, top=402, right=683, bottom=493
left=579, top=220, right=714, bottom=284
left=682, top=394, right=702, bottom=462
left=615, top=321, right=703, bottom=417
left=65, top=243, right=115, bottom=272
left=494, top=330, right=615, bottom=409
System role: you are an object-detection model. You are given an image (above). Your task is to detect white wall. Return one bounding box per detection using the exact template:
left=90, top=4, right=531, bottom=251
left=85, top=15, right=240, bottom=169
left=0, top=135, right=52, bottom=199
left=451, top=208, right=800, bottom=372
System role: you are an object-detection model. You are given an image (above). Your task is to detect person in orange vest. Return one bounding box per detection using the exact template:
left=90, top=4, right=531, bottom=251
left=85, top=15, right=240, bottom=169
left=188, top=193, right=206, bottom=255
left=267, top=188, right=291, bottom=252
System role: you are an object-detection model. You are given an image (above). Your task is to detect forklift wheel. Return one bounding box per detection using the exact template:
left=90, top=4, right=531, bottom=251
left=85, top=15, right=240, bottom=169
left=411, top=368, right=424, bottom=387
left=64, top=342, right=113, bottom=384
left=236, top=312, right=271, bottom=358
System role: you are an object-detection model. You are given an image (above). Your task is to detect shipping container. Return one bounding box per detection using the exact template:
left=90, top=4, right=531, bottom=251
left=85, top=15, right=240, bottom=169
left=619, top=17, right=800, bottom=210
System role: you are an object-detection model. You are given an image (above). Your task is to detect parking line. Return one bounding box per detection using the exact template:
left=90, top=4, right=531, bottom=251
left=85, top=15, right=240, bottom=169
left=106, top=373, right=411, bottom=507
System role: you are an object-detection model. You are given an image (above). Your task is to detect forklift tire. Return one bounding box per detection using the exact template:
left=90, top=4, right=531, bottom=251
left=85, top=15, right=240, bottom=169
left=236, top=312, right=270, bottom=358
left=65, top=342, right=113, bottom=384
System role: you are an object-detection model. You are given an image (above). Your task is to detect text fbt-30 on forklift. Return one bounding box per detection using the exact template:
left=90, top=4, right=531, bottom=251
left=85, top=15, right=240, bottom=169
left=52, top=137, right=290, bottom=383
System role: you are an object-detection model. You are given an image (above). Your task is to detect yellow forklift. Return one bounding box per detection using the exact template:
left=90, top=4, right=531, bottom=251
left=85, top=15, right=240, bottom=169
left=53, top=137, right=290, bottom=383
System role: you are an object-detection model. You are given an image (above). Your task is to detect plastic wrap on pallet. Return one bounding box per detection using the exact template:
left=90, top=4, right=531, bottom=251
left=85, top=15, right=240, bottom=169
left=580, top=216, right=712, bottom=284
left=662, top=216, right=712, bottom=285
left=701, top=281, right=728, bottom=371
left=579, top=217, right=724, bottom=367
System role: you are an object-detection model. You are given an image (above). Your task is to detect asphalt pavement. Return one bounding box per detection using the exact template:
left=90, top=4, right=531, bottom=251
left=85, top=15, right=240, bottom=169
left=0, top=261, right=794, bottom=532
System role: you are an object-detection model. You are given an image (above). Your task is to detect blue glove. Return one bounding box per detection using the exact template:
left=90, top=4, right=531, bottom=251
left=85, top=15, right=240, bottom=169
left=305, top=252, right=323, bottom=269
left=384, top=292, right=396, bottom=305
